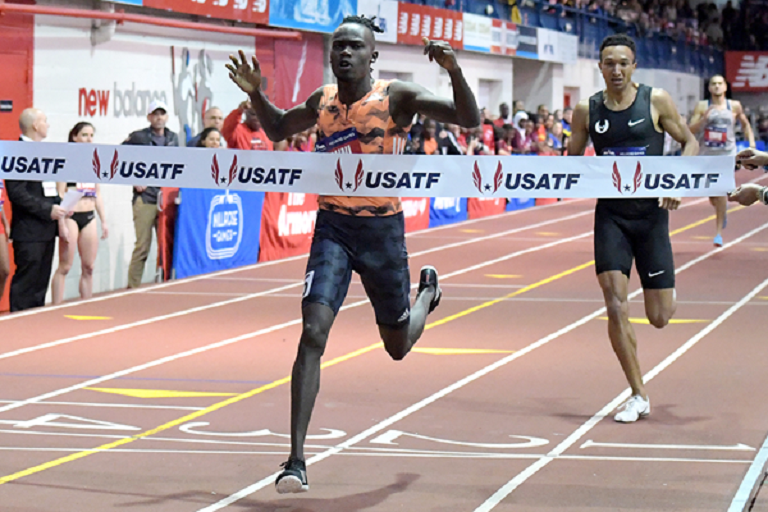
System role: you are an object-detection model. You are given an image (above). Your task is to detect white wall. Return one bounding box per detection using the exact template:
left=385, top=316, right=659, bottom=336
left=373, top=44, right=514, bottom=117
left=513, top=59, right=564, bottom=114
left=33, top=16, right=256, bottom=301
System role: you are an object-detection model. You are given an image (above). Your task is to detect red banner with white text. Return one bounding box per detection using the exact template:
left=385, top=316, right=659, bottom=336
left=397, top=2, right=463, bottom=50
left=725, top=51, right=768, bottom=92
left=467, top=197, right=506, bottom=219
left=143, top=0, right=269, bottom=24
left=402, top=197, right=431, bottom=232
left=258, top=192, right=318, bottom=262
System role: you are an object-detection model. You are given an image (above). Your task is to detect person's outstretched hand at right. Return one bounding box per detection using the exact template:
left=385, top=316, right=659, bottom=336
left=227, top=50, right=262, bottom=95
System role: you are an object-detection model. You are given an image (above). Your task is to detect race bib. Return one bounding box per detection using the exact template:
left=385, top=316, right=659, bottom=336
left=76, top=183, right=97, bottom=198
left=704, top=126, right=727, bottom=148
left=601, top=146, right=647, bottom=156
left=315, top=127, right=363, bottom=154
left=42, top=181, right=57, bottom=197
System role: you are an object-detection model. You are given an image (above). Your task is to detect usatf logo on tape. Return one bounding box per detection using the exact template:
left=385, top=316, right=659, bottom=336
left=1, top=156, right=66, bottom=175
left=93, top=149, right=184, bottom=181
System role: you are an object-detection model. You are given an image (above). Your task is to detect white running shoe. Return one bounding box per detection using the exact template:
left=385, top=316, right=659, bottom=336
left=614, top=395, right=650, bottom=423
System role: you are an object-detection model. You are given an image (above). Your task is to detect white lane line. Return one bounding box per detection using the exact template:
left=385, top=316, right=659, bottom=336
left=0, top=200, right=587, bottom=322
left=473, top=270, right=768, bottom=511
left=195, top=221, right=768, bottom=512
left=0, top=231, right=592, bottom=415
left=0, top=445, right=754, bottom=464
left=0, top=282, right=303, bottom=363
left=0, top=400, right=204, bottom=411
left=0, top=209, right=594, bottom=362
left=728, top=430, right=768, bottom=512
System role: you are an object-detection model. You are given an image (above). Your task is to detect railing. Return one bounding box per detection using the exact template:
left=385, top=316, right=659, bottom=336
left=399, top=0, right=723, bottom=77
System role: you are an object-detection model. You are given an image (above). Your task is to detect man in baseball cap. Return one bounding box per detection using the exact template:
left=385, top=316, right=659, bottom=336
left=122, top=97, right=179, bottom=288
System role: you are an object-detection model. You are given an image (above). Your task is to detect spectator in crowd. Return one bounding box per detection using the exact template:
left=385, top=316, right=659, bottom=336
left=513, top=99, right=525, bottom=116
left=123, top=99, right=179, bottom=289
left=494, top=102, right=511, bottom=128
left=548, top=121, right=565, bottom=154
left=0, top=180, right=9, bottom=305
left=6, top=108, right=67, bottom=311
left=466, top=126, right=493, bottom=155
left=423, top=119, right=439, bottom=155
left=437, top=123, right=464, bottom=155
left=188, top=107, right=225, bottom=148
left=562, top=107, right=573, bottom=136
left=513, top=110, right=529, bottom=138
left=496, top=123, right=524, bottom=155
left=51, top=122, right=109, bottom=305
left=222, top=100, right=274, bottom=151
left=195, top=127, right=222, bottom=148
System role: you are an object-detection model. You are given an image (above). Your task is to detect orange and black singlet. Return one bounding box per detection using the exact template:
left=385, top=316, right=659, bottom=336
left=314, top=80, right=411, bottom=216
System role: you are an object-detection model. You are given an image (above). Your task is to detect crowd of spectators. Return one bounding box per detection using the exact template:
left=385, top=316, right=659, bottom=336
left=531, top=0, right=768, bottom=50
left=404, top=101, right=574, bottom=157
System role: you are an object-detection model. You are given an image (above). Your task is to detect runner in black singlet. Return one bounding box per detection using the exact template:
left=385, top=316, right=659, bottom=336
left=568, top=34, right=698, bottom=423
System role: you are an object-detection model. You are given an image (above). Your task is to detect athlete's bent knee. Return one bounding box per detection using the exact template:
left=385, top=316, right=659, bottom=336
left=299, top=322, right=329, bottom=354
left=647, top=311, right=670, bottom=329
left=604, top=295, right=628, bottom=322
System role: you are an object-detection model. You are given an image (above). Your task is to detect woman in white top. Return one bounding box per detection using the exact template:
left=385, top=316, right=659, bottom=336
left=51, top=122, right=109, bottom=304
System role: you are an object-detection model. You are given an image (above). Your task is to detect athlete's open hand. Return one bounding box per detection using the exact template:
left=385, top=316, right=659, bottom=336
left=422, top=37, right=458, bottom=72
left=226, top=50, right=262, bottom=95
left=728, top=184, right=763, bottom=206
left=735, top=148, right=768, bottom=170
left=658, top=197, right=681, bottom=210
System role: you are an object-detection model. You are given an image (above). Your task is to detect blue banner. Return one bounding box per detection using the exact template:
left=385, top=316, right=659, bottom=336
left=507, top=198, right=535, bottom=211
left=269, top=0, right=358, bottom=33
left=173, top=188, right=264, bottom=279
left=429, top=197, right=468, bottom=228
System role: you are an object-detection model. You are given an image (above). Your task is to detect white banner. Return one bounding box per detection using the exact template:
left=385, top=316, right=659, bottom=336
left=0, top=141, right=735, bottom=199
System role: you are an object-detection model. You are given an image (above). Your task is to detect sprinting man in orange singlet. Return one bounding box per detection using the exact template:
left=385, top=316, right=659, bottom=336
left=227, top=15, right=480, bottom=493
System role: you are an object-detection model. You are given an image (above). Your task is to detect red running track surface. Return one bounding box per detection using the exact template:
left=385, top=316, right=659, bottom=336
left=1, top=173, right=768, bottom=512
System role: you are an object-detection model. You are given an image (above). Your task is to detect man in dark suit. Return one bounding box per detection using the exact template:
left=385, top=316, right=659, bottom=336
left=6, top=108, right=67, bottom=311
left=122, top=99, right=179, bottom=288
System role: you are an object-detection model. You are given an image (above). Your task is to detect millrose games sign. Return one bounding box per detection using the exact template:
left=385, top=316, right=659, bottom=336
left=0, top=141, right=735, bottom=199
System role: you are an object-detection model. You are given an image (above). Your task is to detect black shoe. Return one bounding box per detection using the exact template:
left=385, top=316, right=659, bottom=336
left=419, top=265, right=441, bottom=313
left=275, top=458, right=308, bottom=494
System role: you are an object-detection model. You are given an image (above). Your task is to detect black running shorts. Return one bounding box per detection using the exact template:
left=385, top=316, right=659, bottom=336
left=593, top=201, right=675, bottom=290
left=302, top=209, right=411, bottom=327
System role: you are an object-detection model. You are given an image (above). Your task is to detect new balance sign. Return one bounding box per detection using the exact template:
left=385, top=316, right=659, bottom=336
left=726, top=51, right=768, bottom=91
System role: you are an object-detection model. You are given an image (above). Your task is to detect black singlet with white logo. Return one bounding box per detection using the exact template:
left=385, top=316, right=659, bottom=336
left=589, top=84, right=664, bottom=217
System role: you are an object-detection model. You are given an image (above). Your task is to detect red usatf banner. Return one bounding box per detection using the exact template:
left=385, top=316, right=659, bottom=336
left=725, top=51, right=768, bottom=92
left=143, top=0, right=270, bottom=25
left=397, top=2, right=463, bottom=49
left=258, top=192, right=318, bottom=262
left=0, top=141, right=735, bottom=198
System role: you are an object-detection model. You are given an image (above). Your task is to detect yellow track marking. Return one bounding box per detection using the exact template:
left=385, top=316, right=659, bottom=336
left=751, top=248, right=768, bottom=252
left=485, top=274, right=522, bottom=279
left=85, top=388, right=239, bottom=399
left=0, top=209, right=745, bottom=485
left=536, top=232, right=559, bottom=236
left=598, top=317, right=709, bottom=324
left=459, top=229, right=483, bottom=233
left=64, top=315, right=112, bottom=321
left=412, top=348, right=515, bottom=355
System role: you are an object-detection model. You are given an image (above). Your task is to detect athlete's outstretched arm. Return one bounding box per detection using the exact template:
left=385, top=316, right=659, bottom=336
left=653, top=88, right=698, bottom=156
left=733, top=101, right=756, bottom=148
left=227, top=50, right=322, bottom=142
left=566, top=100, right=590, bottom=156
left=389, top=38, right=480, bottom=128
